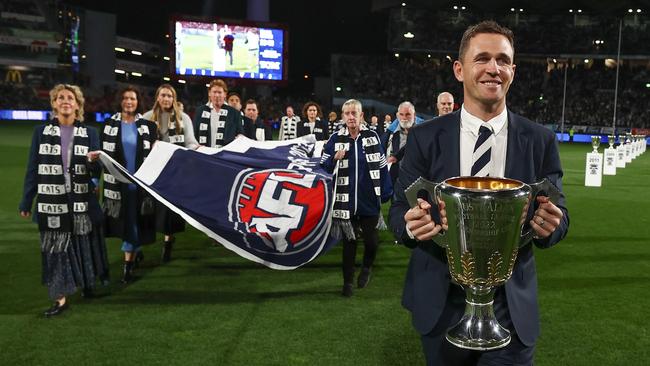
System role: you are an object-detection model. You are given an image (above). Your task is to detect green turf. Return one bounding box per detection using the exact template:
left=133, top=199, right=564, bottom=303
left=1, top=122, right=649, bottom=365
left=181, top=33, right=258, bottom=74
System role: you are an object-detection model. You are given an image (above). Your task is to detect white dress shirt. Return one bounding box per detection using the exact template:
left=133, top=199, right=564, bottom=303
left=459, top=105, right=508, bottom=178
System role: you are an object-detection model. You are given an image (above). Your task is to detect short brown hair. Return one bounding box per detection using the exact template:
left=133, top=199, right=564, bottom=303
left=458, top=20, right=514, bottom=62
left=208, top=79, right=228, bottom=93
left=244, top=99, right=258, bottom=109
left=118, top=85, right=143, bottom=114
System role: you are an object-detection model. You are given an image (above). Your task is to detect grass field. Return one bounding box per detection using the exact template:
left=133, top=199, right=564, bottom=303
left=1, top=122, right=649, bottom=365
left=181, top=33, right=258, bottom=74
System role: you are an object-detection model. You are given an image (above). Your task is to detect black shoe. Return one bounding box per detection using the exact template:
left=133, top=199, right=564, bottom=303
left=121, top=261, right=134, bottom=284
left=161, top=239, right=174, bottom=263
left=81, top=288, right=94, bottom=298
left=357, top=268, right=371, bottom=289
left=342, top=283, right=354, bottom=297
left=44, top=301, right=69, bottom=317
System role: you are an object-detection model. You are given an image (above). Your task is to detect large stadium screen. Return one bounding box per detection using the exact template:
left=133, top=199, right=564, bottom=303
left=173, top=20, right=286, bottom=81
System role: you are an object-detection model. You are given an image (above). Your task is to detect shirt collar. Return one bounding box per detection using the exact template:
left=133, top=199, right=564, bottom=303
left=460, top=105, right=507, bottom=136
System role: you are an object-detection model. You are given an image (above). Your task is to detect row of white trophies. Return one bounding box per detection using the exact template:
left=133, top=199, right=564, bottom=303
left=585, top=133, right=647, bottom=187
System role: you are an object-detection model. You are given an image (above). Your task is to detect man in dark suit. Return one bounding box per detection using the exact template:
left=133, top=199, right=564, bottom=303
left=388, top=21, right=569, bottom=365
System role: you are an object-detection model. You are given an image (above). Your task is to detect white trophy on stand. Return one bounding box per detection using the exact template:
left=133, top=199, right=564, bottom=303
left=585, top=135, right=603, bottom=187
left=603, top=135, right=617, bottom=175
left=624, top=132, right=633, bottom=164
left=616, top=134, right=626, bottom=168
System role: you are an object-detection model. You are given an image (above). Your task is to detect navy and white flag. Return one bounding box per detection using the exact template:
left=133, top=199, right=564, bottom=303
left=99, top=136, right=337, bottom=270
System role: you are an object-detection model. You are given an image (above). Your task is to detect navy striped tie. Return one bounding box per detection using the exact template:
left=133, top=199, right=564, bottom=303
left=471, top=125, right=493, bottom=176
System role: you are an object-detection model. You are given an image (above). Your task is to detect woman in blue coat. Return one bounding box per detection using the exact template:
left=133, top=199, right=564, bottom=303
left=19, top=84, right=109, bottom=317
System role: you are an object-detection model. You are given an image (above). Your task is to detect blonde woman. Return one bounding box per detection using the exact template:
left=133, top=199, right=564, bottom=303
left=19, top=84, right=109, bottom=316
left=143, top=84, right=198, bottom=262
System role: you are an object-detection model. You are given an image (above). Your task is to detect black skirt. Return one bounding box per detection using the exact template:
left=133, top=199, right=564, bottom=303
left=155, top=201, right=186, bottom=235
left=40, top=223, right=109, bottom=300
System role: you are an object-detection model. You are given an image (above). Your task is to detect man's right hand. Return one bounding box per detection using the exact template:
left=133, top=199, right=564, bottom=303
left=20, top=211, right=31, bottom=218
left=404, top=198, right=448, bottom=241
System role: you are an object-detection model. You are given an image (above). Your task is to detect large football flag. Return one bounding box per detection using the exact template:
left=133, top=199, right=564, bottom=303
left=99, top=136, right=337, bottom=270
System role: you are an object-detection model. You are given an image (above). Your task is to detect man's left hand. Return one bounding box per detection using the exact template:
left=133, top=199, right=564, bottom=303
left=529, top=196, right=563, bottom=239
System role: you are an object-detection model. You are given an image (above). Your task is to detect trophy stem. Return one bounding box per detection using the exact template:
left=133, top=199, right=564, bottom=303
left=445, top=286, right=511, bottom=351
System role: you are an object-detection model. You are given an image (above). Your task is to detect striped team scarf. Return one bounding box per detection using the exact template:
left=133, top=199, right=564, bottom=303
left=36, top=119, right=92, bottom=252
left=101, top=113, right=152, bottom=218
left=323, top=125, right=387, bottom=240
left=197, top=103, right=228, bottom=148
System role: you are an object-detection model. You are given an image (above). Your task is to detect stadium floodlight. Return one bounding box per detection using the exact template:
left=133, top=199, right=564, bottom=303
left=81, top=55, right=86, bottom=59
left=637, top=9, right=642, bottom=13
left=303, top=74, right=309, bottom=79
left=114, top=69, right=125, bottom=74
left=163, top=77, right=171, bottom=81
left=645, top=83, right=650, bottom=88
left=577, top=9, right=582, bottom=13
left=427, top=54, right=431, bottom=58
left=165, top=34, right=170, bottom=38
left=584, top=59, right=590, bottom=64
left=336, top=86, right=342, bottom=92
left=628, top=8, right=634, bottom=13
left=131, top=72, right=142, bottom=77
left=520, top=8, right=523, bottom=12
left=114, top=47, right=125, bottom=52
left=569, top=9, right=573, bottom=13
left=553, top=58, right=557, bottom=63
left=446, top=55, right=452, bottom=61
left=403, top=32, right=414, bottom=39
left=453, top=5, right=458, bottom=10
left=461, top=6, right=466, bottom=10
left=178, top=79, right=186, bottom=84
left=163, top=56, right=170, bottom=61
left=401, top=2, right=406, bottom=6
left=394, top=53, right=400, bottom=58
left=131, top=50, right=142, bottom=56
left=510, top=7, right=515, bottom=11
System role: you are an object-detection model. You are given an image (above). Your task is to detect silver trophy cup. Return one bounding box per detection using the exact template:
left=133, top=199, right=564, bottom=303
left=591, top=136, right=601, bottom=153
left=608, top=135, right=615, bottom=149
left=405, top=176, right=560, bottom=351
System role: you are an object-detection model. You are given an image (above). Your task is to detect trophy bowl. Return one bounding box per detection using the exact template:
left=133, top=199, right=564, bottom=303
left=607, top=135, right=615, bottom=148
left=405, top=176, right=560, bottom=351
left=591, top=135, right=601, bottom=153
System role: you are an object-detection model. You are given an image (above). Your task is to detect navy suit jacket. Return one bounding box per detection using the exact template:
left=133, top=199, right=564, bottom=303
left=388, top=109, right=569, bottom=347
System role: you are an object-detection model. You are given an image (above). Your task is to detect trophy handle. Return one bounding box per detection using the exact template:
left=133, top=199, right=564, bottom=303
left=520, top=178, right=561, bottom=246
left=404, top=177, right=448, bottom=248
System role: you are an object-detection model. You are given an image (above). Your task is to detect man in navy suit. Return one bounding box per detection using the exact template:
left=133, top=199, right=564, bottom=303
left=389, top=21, right=569, bottom=365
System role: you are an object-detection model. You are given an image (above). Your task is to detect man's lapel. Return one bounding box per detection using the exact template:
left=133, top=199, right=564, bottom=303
left=441, top=111, right=461, bottom=179
left=505, top=110, right=529, bottom=180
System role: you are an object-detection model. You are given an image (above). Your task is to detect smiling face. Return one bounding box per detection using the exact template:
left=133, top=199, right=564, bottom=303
left=453, top=33, right=515, bottom=115
left=54, top=89, right=79, bottom=119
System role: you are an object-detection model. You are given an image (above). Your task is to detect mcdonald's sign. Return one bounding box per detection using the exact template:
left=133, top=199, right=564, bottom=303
left=5, top=70, right=22, bottom=83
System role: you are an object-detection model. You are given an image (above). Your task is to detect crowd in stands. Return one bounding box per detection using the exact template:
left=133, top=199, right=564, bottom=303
left=332, top=54, right=650, bottom=128
left=390, top=9, right=650, bottom=55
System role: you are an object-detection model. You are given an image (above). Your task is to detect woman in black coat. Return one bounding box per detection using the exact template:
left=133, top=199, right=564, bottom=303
left=296, top=101, right=329, bottom=141
left=95, top=86, right=158, bottom=283
left=19, top=84, right=109, bottom=316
